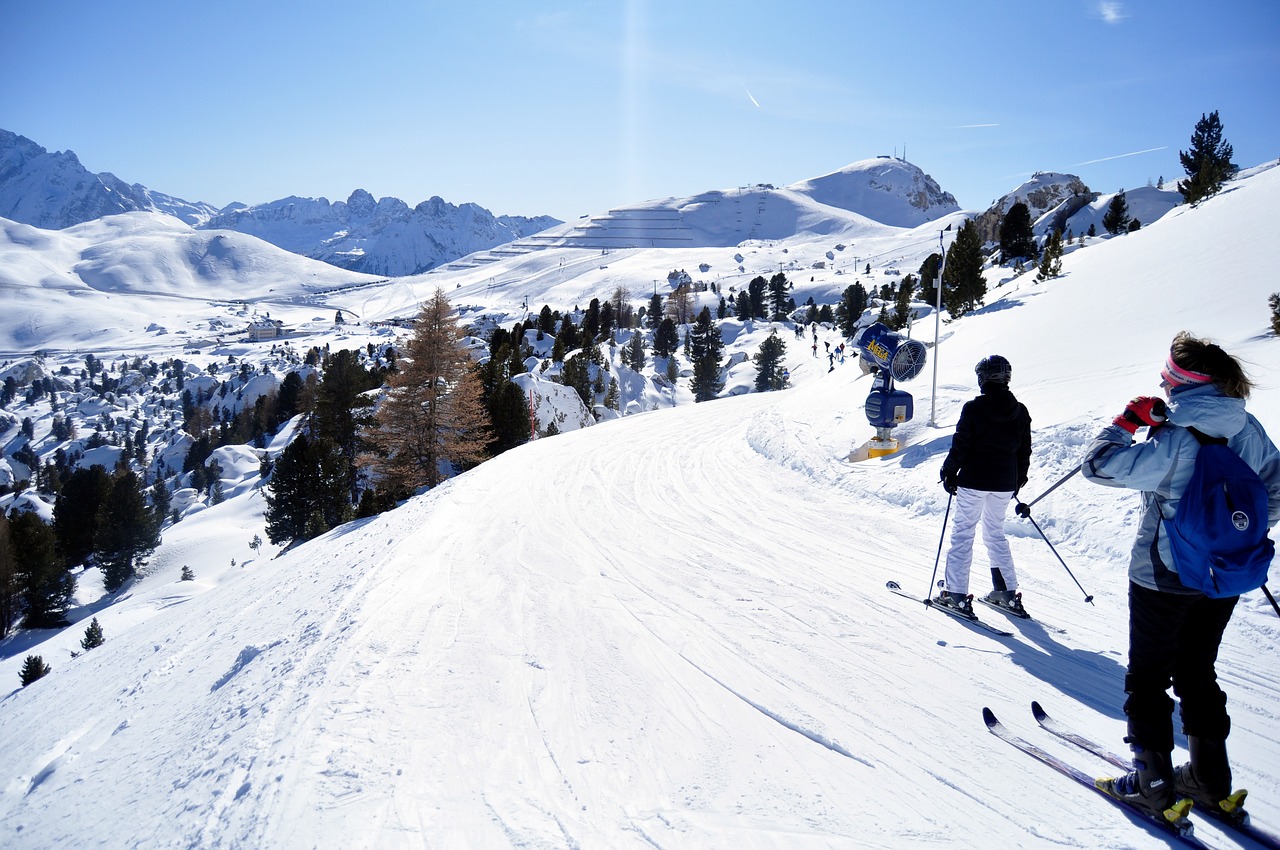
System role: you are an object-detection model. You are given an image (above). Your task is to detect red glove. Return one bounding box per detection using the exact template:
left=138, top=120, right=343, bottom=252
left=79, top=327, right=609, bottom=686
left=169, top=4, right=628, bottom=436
left=1113, top=396, right=1167, bottom=434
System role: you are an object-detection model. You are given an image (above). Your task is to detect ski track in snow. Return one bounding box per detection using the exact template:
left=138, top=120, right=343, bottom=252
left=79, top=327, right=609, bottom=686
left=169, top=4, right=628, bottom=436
left=4, top=164, right=1280, bottom=848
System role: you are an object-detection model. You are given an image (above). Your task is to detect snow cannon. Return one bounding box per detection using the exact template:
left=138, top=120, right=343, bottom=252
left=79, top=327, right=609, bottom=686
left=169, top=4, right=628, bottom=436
left=856, top=322, right=927, bottom=382
left=854, top=323, right=928, bottom=458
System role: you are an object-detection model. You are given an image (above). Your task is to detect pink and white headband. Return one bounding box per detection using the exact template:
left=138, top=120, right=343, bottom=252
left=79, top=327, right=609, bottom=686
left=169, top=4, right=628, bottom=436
left=1161, top=355, right=1213, bottom=387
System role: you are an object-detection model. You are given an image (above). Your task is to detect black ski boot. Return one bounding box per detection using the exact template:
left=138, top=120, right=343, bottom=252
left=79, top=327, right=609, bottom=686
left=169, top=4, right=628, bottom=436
left=933, top=590, right=974, bottom=617
left=1175, top=737, right=1246, bottom=817
left=982, top=589, right=1027, bottom=615
left=1097, top=745, right=1184, bottom=821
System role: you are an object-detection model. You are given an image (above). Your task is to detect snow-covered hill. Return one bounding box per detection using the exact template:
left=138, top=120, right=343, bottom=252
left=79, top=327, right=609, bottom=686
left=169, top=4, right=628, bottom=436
left=0, top=212, right=384, bottom=354
left=787, top=156, right=960, bottom=227
left=1, top=160, right=1279, bottom=849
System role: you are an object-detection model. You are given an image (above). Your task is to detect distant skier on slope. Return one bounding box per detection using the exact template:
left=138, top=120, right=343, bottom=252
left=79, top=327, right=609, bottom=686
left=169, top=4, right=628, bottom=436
left=935, top=355, right=1032, bottom=617
left=1083, top=332, right=1280, bottom=819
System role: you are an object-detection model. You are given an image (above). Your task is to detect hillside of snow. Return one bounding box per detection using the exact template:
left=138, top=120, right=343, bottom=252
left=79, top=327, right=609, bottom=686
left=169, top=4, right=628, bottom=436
left=1, top=159, right=1278, bottom=849
left=0, top=212, right=384, bottom=354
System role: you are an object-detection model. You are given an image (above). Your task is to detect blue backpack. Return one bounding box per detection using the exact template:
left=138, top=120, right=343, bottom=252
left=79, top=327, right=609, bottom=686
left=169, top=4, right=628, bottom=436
left=1165, top=428, right=1274, bottom=597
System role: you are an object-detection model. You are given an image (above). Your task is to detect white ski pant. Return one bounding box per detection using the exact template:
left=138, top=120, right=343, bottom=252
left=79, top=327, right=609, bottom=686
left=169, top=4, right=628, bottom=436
left=944, top=487, right=1017, bottom=596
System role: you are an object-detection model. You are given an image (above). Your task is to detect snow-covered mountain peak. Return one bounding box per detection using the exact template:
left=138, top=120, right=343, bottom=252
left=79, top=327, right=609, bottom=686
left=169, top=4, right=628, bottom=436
left=0, top=129, right=220, bottom=228
left=787, top=157, right=960, bottom=227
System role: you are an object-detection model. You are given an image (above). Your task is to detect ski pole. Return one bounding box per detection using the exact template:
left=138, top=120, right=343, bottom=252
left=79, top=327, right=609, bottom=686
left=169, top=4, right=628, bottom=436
left=1016, top=465, right=1081, bottom=517
left=1262, top=584, right=1280, bottom=620
left=1022, top=512, right=1095, bottom=605
left=924, top=491, right=953, bottom=603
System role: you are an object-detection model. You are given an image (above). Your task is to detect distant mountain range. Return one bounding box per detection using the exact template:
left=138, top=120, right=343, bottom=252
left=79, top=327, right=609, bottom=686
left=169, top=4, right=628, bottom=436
left=2, top=128, right=1189, bottom=287
left=0, top=129, right=561, bottom=277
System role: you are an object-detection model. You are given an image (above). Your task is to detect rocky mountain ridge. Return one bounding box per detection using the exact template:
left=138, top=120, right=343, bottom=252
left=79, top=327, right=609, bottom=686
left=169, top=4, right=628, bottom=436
left=0, top=129, right=562, bottom=277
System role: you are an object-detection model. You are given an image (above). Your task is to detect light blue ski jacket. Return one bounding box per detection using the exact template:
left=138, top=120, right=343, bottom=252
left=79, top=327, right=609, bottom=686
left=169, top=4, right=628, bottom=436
left=1082, top=384, right=1280, bottom=593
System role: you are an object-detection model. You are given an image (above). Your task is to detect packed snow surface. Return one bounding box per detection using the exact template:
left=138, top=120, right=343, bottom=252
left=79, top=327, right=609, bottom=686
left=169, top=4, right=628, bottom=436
left=1, top=162, right=1279, bottom=849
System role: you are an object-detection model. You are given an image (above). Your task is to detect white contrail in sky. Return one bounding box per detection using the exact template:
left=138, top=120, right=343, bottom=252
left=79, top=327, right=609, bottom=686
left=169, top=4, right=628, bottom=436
left=955, top=123, right=998, bottom=128
left=743, top=84, right=761, bottom=109
left=1074, top=146, right=1167, bottom=166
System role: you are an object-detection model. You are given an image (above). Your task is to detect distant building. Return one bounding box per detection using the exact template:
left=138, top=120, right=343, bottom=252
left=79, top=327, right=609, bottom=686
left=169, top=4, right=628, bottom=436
left=247, top=319, right=285, bottom=341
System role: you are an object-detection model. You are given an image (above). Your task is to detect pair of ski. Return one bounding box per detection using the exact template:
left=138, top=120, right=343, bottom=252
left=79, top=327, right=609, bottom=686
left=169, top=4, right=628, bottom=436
left=885, top=580, right=1027, bottom=637
left=985, top=702, right=1280, bottom=850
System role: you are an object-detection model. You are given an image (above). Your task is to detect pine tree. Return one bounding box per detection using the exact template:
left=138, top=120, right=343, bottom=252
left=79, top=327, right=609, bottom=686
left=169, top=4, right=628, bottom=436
left=95, top=471, right=161, bottom=592
left=688, top=307, right=725, bottom=402
left=560, top=352, right=592, bottom=410
left=538, top=304, right=556, bottom=334
left=582, top=298, right=601, bottom=340
left=941, top=220, right=987, bottom=317
left=0, top=513, right=16, bottom=639
left=180, top=565, right=195, bottom=581
left=1037, top=230, right=1064, bottom=280
left=1103, top=191, right=1131, bottom=235
left=599, top=300, right=615, bottom=340
left=835, top=283, right=868, bottom=337
left=1270, top=293, right=1280, bottom=336
left=917, top=253, right=942, bottom=306
left=747, top=276, right=768, bottom=319
left=20, top=654, right=51, bottom=686
left=80, top=617, right=105, bottom=651
left=753, top=333, right=788, bottom=392
left=363, top=289, right=493, bottom=492
left=150, top=478, right=172, bottom=529
left=768, top=273, right=790, bottom=320
left=647, top=293, right=664, bottom=328
left=312, top=348, right=378, bottom=498
left=653, top=318, right=679, bottom=359
left=733, top=291, right=752, bottom=321
left=487, top=380, right=532, bottom=455
left=11, top=510, right=73, bottom=628
left=891, top=275, right=916, bottom=330
left=1178, top=110, right=1236, bottom=205
left=624, top=331, right=646, bottom=372
left=264, top=434, right=352, bottom=545
left=53, top=465, right=112, bottom=568
left=998, top=202, right=1037, bottom=263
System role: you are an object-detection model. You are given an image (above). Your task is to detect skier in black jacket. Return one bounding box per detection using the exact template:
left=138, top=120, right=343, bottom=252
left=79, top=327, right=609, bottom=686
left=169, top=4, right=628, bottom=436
left=935, top=355, right=1033, bottom=615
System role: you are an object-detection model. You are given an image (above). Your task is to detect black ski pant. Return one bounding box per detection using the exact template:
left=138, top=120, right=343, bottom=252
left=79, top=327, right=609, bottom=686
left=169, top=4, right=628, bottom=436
left=1124, top=581, right=1238, bottom=754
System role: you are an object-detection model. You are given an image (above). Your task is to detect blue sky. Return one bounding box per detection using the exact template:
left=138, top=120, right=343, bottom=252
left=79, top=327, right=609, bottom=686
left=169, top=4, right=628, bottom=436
left=2, top=0, right=1277, bottom=222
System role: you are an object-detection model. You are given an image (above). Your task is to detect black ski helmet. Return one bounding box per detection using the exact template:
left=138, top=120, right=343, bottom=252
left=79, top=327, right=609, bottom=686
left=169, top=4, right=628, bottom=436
left=975, top=355, right=1012, bottom=388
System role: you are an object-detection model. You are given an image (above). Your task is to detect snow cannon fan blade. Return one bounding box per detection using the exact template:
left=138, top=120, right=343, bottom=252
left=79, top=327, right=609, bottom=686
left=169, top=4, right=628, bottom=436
left=856, top=322, right=928, bottom=382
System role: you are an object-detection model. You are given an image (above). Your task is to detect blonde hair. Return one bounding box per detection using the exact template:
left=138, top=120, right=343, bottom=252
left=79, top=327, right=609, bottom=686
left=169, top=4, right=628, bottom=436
left=1169, top=331, right=1253, bottom=399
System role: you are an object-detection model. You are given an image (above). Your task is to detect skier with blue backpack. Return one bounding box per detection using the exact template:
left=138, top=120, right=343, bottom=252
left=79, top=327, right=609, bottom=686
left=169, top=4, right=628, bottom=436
left=1082, top=332, right=1280, bottom=822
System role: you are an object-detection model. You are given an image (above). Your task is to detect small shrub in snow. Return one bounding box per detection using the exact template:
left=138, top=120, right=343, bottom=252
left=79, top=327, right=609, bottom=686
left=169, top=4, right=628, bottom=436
left=20, top=655, right=51, bottom=686
left=80, top=617, right=105, bottom=651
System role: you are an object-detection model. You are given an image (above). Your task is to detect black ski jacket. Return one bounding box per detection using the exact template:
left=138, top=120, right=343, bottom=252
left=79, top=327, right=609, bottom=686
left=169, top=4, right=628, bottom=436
left=941, top=384, right=1032, bottom=493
